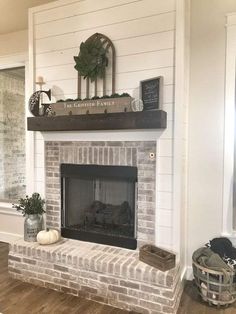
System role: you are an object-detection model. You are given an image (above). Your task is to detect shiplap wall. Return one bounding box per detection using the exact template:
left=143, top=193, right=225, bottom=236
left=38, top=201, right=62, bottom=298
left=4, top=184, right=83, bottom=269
left=30, top=0, right=176, bottom=250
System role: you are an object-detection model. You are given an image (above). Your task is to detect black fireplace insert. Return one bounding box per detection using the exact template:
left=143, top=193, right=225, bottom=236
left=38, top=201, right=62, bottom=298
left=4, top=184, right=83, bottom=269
left=61, top=164, right=137, bottom=249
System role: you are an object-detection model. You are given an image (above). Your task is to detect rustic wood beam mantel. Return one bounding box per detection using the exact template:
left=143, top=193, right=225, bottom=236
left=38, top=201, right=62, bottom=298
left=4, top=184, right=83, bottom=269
left=27, top=110, right=167, bottom=132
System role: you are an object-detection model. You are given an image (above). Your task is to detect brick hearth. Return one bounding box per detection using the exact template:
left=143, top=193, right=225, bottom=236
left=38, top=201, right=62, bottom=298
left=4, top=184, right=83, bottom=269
left=9, top=239, right=182, bottom=314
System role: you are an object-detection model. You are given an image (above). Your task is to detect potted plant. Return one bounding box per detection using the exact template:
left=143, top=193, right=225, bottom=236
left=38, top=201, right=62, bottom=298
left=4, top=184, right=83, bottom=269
left=13, top=193, right=45, bottom=242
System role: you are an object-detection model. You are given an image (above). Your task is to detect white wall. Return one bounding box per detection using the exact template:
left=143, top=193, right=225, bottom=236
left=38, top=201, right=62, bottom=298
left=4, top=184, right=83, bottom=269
left=0, top=30, right=28, bottom=242
left=187, top=0, right=236, bottom=267
left=0, top=205, right=23, bottom=242
left=29, top=0, right=178, bottom=251
left=0, top=30, right=27, bottom=56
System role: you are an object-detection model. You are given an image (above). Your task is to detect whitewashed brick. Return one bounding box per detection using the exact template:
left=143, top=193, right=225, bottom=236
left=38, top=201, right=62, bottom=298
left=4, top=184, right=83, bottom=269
left=8, top=238, right=182, bottom=314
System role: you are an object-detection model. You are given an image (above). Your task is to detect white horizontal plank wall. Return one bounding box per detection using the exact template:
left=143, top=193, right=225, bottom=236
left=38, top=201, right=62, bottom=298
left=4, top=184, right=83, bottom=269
left=29, top=0, right=176, bottom=250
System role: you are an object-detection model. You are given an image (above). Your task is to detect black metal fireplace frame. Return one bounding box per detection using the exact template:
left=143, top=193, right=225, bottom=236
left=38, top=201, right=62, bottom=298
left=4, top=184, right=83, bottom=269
left=61, top=227, right=137, bottom=249
left=60, top=164, right=137, bottom=249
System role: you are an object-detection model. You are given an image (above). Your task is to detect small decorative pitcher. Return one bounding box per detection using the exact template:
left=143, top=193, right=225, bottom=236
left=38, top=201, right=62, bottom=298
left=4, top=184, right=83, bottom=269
left=24, top=214, right=43, bottom=242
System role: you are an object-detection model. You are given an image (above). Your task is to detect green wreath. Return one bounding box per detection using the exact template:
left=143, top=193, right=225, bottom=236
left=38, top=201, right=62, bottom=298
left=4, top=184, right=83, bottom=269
left=74, top=37, right=108, bottom=82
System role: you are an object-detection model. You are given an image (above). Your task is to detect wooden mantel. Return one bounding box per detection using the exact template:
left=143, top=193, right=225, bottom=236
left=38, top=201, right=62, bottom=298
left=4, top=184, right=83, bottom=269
left=27, top=110, right=167, bottom=132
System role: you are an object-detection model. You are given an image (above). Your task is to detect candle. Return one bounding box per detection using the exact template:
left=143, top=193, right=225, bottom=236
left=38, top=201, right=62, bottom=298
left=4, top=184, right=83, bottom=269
left=36, top=76, right=44, bottom=84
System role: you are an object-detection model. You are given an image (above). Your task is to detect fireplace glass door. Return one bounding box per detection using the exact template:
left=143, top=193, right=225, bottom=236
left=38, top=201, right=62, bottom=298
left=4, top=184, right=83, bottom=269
left=61, top=164, right=137, bottom=249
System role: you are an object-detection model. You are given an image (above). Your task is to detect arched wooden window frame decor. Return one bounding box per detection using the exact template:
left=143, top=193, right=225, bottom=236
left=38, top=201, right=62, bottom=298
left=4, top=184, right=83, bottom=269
left=77, top=33, right=116, bottom=99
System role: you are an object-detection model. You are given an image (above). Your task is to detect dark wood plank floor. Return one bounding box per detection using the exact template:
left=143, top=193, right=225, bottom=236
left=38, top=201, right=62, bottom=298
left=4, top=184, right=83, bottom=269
left=2, top=241, right=236, bottom=314
left=177, top=280, right=236, bottom=314
left=0, top=242, right=131, bottom=314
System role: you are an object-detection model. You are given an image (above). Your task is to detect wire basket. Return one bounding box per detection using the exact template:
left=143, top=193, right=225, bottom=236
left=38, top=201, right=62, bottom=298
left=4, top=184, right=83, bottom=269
left=192, top=260, right=236, bottom=307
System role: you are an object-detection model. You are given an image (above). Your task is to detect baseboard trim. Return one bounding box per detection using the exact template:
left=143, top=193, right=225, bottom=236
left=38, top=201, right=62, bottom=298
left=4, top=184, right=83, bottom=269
left=0, top=231, right=21, bottom=243
left=181, top=265, right=187, bottom=280
left=185, top=265, right=193, bottom=280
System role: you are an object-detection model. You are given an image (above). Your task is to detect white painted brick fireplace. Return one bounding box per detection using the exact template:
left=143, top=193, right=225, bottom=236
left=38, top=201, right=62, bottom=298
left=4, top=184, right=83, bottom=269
left=9, top=129, right=182, bottom=313
left=9, top=0, right=189, bottom=313
left=45, top=140, right=157, bottom=247
left=37, top=130, right=174, bottom=249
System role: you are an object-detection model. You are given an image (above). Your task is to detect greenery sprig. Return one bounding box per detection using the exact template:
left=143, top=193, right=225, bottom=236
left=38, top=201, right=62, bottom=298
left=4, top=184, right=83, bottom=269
left=12, top=193, right=46, bottom=216
left=74, top=37, right=108, bottom=82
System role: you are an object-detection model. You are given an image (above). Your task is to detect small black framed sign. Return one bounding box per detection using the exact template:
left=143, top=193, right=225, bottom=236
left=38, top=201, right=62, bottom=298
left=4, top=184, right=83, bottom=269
left=140, top=76, right=163, bottom=110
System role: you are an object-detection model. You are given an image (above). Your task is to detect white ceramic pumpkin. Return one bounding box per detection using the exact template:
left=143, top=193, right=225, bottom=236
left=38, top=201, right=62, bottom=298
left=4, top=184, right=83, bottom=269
left=37, top=228, right=60, bottom=245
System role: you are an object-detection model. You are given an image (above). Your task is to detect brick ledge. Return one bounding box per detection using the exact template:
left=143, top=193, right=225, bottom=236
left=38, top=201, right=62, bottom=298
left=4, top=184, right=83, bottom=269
left=9, top=238, right=183, bottom=313
left=9, top=238, right=179, bottom=288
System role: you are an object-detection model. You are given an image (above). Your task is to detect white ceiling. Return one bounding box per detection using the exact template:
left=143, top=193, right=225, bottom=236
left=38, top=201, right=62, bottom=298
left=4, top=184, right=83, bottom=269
left=0, top=0, right=56, bottom=35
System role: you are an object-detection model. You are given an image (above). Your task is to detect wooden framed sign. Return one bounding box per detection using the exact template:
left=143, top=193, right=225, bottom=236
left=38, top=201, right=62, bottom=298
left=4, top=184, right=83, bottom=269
left=140, top=76, right=163, bottom=110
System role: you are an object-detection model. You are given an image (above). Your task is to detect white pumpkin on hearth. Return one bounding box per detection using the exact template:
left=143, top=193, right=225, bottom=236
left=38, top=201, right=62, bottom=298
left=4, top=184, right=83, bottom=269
left=37, top=228, right=60, bottom=245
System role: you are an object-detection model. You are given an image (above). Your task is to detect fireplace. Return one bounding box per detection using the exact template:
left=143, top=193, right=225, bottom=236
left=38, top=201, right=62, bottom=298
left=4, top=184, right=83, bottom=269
left=45, top=141, right=156, bottom=247
left=61, top=163, right=137, bottom=249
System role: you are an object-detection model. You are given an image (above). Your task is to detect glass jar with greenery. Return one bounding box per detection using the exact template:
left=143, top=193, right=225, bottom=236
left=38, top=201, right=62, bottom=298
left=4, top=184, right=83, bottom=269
left=13, top=193, right=45, bottom=242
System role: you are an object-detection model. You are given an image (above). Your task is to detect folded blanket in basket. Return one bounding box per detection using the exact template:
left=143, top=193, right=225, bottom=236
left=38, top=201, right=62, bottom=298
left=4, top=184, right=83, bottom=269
left=192, top=247, right=232, bottom=279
